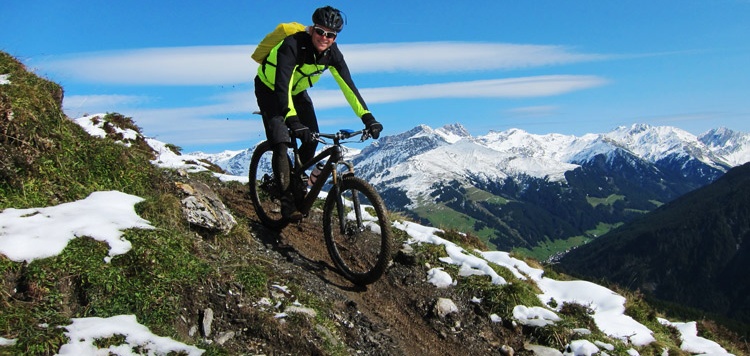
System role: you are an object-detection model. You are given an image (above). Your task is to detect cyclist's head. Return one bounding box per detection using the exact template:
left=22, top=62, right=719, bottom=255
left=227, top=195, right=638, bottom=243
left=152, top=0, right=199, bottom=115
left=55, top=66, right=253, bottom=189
left=312, top=6, right=344, bottom=33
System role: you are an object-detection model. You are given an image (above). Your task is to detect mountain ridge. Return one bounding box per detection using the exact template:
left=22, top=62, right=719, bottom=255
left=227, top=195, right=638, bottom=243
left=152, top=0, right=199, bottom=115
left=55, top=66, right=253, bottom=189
left=199, top=122, right=749, bottom=255
left=199, top=122, right=747, bottom=195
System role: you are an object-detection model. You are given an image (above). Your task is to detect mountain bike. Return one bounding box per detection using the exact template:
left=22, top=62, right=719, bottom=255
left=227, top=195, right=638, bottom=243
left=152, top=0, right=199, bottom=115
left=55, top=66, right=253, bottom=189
left=248, top=128, right=393, bottom=285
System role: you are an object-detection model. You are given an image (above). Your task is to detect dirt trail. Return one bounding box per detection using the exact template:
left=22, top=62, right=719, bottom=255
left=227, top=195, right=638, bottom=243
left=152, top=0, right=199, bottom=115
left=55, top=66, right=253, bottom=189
left=217, top=183, right=525, bottom=355
left=273, top=212, right=522, bottom=355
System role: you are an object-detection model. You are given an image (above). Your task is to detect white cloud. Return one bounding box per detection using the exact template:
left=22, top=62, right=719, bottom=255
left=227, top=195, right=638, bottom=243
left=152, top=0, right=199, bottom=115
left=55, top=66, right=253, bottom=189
left=311, top=75, right=608, bottom=107
left=48, top=42, right=609, bottom=150
left=63, top=94, right=151, bottom=115
left=62, top=75, right=606, bottom=149
left=342, top=42, right=609, bottom=73
left=38, top=42, right=607, bottom=86
left=42, top=46, right=258, bottom=85
left=122, top=109, right=266, bottom=147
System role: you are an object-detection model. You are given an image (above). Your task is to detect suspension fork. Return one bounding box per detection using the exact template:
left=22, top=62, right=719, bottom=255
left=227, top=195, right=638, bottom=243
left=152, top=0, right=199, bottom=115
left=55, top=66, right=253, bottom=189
left=334, top=184, right=348, bottom=235
left=333, top=187, right=364, bottom=234
left=350, top=185, right=364, bottom=232
left=334, top=166, right=365, bottom=235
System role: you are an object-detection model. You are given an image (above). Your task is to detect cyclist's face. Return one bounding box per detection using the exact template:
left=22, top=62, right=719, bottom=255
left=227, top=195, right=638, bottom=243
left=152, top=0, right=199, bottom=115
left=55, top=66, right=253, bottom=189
left=311, top=25, right=336, bottom=53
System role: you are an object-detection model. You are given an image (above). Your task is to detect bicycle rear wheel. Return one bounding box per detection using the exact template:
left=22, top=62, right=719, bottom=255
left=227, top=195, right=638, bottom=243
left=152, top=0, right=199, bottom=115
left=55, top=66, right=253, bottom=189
left=248, top=141, right=289, bottom=229
left=323, top=175, right=393, bottom=285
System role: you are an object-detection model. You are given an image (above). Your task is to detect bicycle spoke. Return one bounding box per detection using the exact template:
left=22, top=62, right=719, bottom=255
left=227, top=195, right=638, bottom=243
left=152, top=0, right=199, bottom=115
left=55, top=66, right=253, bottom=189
left=248, top=142, right=288, bottom=229
left=323, top=176, right=392, bottom=285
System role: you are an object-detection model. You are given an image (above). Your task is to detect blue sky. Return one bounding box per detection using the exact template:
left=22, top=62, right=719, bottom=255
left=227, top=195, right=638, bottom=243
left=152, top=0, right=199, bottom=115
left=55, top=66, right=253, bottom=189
left=3, top=0, right=750, bottom=153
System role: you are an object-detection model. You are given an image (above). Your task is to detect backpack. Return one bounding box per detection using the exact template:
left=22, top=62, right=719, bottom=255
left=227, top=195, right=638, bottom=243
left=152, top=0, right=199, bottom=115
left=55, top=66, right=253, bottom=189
left=251, top=22, right=307, bottom=64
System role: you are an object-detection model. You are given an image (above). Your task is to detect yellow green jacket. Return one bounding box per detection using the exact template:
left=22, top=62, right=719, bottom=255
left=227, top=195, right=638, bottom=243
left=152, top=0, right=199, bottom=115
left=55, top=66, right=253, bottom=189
left=257, top=31, right=371, bottom=120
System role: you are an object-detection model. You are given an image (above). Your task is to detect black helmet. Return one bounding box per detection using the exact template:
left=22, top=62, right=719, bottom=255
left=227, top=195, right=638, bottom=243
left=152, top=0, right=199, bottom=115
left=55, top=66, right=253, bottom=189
left=312, top=6, right=344, bottom=32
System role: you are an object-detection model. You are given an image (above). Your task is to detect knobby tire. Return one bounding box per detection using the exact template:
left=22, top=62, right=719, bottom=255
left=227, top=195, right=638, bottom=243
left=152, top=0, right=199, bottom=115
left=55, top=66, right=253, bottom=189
left=323, top=175, right=393, bottom=285
left=248, top=141, right=289, bottom=230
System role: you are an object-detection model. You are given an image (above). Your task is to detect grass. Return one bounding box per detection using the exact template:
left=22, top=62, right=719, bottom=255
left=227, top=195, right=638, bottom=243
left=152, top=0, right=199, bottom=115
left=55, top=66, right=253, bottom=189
left=464, top=186, right=508, bottom=205
left=435, top=228, right=488, bottom=251
left=513, top=222, right=622, bottom=261
left=0, top=52, right=226, bottom=353
left=236, top=264, right=270, bottom=299
left=586, top=194, right=625, bottom=207
left=412, top=203, right=499, bottom=249
left=513, top=235, right=591, bottom=262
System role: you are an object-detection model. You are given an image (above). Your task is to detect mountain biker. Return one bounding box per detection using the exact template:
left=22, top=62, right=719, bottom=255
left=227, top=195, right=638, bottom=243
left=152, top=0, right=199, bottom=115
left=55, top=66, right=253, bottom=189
left=254, top=5, right=383, bottom=221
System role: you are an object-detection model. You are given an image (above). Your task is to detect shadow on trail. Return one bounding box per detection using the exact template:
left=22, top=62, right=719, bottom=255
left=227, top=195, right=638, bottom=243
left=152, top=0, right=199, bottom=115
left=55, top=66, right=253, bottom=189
left=250, top=220, right=368, bottom=293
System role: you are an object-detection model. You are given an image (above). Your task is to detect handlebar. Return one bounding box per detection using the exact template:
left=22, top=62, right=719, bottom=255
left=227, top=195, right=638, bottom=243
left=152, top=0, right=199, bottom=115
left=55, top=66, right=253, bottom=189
left=314, top=128, right=372, bottom=143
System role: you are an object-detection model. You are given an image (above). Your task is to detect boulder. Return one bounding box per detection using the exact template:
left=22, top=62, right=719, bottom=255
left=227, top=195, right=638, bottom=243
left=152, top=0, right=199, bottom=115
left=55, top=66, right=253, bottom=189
left=175, top=181, right=236, bottom=233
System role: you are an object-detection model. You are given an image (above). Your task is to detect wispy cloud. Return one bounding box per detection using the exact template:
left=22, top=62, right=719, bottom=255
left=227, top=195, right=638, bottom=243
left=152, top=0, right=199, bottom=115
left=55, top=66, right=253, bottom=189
left=63, top=75, right=607, bottom=150
left=312, top=75, right=609, bottom=108
left=39, top=42, right=608, bottom=86
left=63, top=94, right=152, bottom=116
left=144, top=116, right=264, bottom=147
left=65, top=75, right=607, bottom=120
left=342, top=42, right=609, bottom=73
left=40, top=46, right=257, bottom=85
left=52, top=42, right=611, bottom=151
left=110, top=107, right=265, bottom=149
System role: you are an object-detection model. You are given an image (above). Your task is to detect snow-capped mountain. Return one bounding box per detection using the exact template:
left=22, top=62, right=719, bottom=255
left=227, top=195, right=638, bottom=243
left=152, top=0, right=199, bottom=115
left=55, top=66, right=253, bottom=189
left=347, top=123, right=745, bottom=207
left=201, top=122, right=749, bottom=204
left=191, top=142, right=363, bottom=178
left=197, top=122, right=750, bottom=252
left=351, top=123, right=748, bottom=251
left=191, top=148, right=255, bottom=177
left=699, top=127, right=750, bottom=166
left=352, top=126, right=583, bottom=207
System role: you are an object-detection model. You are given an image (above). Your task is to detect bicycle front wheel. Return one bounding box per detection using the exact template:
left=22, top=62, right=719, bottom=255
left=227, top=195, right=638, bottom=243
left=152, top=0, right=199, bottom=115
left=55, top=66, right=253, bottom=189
left=248, top=141, right=289, bottom=230
left=323, top=175, right=393, bottom=285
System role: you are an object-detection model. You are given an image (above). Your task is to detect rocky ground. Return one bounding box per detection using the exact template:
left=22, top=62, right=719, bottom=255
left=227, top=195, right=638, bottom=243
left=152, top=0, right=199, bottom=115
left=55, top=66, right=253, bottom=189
left=180, top=178, right=537, bottom=355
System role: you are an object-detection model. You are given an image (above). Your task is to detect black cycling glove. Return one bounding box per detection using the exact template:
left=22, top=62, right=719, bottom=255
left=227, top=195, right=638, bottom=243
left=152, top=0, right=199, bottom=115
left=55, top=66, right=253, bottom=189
left=286, top=116, right=314, bottom=143
left=361, top=113, right=383, bottom=139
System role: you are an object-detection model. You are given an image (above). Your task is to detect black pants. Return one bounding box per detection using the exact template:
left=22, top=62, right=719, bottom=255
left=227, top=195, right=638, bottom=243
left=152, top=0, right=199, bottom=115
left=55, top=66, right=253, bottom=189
left=255, top=76, right=320, bottom=197
left=254, top=76, right=319, bottom=164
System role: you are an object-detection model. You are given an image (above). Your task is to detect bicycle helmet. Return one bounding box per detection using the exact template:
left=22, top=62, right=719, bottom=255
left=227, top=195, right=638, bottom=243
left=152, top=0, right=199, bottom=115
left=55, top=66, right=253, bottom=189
left=312, top=6, right=344, bottom=32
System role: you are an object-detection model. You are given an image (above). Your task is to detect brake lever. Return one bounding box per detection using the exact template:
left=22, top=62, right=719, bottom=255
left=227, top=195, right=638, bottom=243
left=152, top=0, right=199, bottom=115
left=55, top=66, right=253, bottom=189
left=360, top=129, right=372, bottom=142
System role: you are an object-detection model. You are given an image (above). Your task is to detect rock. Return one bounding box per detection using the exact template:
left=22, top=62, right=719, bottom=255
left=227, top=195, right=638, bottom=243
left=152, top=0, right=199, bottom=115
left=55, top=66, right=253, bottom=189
left=499, top=344, right=514, bottom=356
left=394, top=244, right=417, bottom=266
left=175, top=181, right=236, bottom=233
left=434, top=298, right=458, bottom=318
left=285, top=305, right=317, bottom=318
left=215, top=331, right=235, bottom=345
left=525, top=343, right=563, bottom=356
left=201, top=308, right=214, bottom=337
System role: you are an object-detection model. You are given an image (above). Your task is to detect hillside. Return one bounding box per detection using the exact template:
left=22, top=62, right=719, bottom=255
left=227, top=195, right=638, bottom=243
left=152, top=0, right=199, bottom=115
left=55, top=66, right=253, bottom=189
left=1, top=51, right=747, bottom=355
left=557, top=161, right=750, bottom=329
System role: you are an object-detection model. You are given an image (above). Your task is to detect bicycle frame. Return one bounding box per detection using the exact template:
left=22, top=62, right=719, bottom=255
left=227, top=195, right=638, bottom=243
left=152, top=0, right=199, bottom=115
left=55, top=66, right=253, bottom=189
left=289, top=130, right=362, bottom=216
left=249, top=126, right=392, bottom=284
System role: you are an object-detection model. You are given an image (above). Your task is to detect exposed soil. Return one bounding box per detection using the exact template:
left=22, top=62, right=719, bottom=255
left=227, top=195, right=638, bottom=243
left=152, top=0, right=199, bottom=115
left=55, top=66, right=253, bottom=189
left=192, top=181, right=532, bottom=355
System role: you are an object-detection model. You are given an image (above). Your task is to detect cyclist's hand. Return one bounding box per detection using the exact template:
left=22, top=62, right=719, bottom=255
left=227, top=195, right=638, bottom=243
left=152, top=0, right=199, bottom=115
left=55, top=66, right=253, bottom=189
left=362, top=113, right=383, bottom=139
left=286, top=116, right=314, bottom=143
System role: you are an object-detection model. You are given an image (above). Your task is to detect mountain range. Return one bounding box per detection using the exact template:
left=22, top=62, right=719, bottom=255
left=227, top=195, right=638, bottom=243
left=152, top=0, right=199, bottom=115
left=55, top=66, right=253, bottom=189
left=195, top=123, right=750, bottom=258
left=556, top=161, right=750, bottom=327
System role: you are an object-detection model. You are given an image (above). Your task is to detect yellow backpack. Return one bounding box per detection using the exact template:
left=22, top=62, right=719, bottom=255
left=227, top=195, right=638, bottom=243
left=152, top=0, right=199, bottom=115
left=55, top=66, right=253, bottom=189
left=251, top=22, right=307, bottom=64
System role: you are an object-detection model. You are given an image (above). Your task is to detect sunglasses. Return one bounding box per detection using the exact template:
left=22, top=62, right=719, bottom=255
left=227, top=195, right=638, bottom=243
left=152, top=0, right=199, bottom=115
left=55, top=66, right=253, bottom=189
left=313, top=26, right=337, bottom=39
